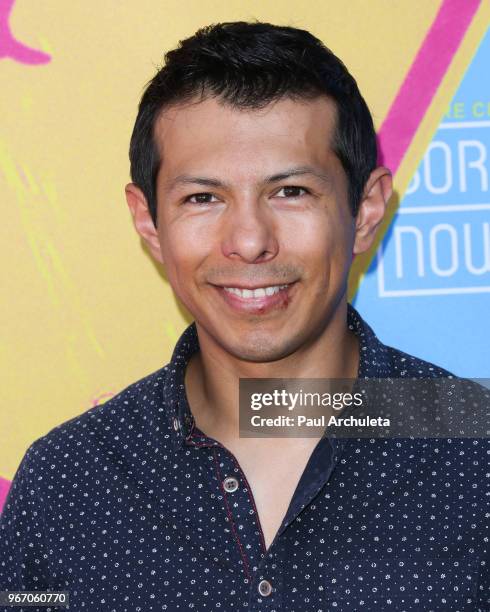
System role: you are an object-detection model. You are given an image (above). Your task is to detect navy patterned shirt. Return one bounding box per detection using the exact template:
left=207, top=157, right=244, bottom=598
left=0, top=304, right=488, bottom=611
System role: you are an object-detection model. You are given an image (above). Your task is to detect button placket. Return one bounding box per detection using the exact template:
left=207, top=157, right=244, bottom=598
left=249, top=540, right=285, bottom=609
left=213, top=448, right=266, bottom=574
left=250, top=565, right=283, bottom=610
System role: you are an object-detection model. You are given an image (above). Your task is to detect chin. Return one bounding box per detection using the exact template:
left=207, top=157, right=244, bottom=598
left=223, top=330, right=301, bottom=363
left=229, top=348, right=288, bottom=363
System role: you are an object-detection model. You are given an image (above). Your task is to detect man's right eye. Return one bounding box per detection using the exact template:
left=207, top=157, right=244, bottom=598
left=184, top=193, right=219, bottom=204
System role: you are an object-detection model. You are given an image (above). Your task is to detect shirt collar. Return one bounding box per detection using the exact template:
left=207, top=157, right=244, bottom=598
left=162, top=303, right=393, bottom=448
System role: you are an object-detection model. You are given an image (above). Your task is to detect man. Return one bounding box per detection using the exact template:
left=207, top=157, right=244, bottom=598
left=0, top=21, right=488, bottom=612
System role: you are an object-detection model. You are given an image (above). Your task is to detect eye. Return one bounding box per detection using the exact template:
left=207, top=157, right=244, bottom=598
left=184, top=192, right=220, bottom=205
left=274, top=186, right=310, bottom=199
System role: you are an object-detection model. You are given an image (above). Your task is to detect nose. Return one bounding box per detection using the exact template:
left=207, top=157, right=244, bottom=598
left=221, top=197, right=279, bottom=263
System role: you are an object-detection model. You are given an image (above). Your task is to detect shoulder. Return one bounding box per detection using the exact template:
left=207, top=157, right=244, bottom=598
left=27, top=364, right=172, bottom=458
left=384, top=342, right=489, bottom=400
left=381, top=343, right=489, bottom=439
left=384, top=344, right=457, bottom=378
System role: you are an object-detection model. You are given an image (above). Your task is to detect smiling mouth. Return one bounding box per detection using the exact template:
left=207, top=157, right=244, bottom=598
left=212, top=281, right=297, bottom=314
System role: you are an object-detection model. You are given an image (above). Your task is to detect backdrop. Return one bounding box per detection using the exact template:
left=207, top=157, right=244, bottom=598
left=1, top=0, right=489, bottom=510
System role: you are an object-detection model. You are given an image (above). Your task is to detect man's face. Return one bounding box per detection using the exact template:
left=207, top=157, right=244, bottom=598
left=150, top=95, right=358, bottom=361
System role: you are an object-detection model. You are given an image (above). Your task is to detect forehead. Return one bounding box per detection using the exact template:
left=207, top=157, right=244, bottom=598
left=153, top=95, right=341, bottom=181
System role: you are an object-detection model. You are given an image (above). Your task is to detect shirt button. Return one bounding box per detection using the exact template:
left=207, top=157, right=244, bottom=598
left=173, top=417, right=180, bottom=431
left=258, top=579, right=273, bottom=597
left=223, top=476, right=239, bottom=493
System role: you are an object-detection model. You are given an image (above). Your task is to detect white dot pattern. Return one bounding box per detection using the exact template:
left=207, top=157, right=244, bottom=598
left=0, top=304, right=488, bottom=611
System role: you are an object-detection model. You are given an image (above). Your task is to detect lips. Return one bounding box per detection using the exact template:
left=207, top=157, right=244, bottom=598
left=213, top=282, right=297, bottom=315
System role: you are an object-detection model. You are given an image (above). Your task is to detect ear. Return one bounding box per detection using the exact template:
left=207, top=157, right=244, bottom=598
left=353, top=167, right=393, bottom=255
left=125, top=183, right=164, bottom=264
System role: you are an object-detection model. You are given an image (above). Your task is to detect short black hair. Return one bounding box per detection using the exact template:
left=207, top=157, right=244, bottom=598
left=129, top=21, right=378, bottom=227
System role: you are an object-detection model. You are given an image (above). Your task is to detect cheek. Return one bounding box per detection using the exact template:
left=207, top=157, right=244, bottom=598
left=286, top=214, right=350, bottom=268
left=287, top=216, right=353, bottom=303
left=159, top=219, right=212, bottom=283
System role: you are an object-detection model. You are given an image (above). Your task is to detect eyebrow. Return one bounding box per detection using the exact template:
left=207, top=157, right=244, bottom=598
left=165, top=166, right=333, bottom=192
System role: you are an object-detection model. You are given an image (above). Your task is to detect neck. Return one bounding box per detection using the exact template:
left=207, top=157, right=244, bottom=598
left=185, top=299, right=359, bottom=440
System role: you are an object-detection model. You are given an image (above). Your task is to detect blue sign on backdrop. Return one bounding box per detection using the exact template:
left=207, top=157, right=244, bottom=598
left=354, top=28, right=490, bottom=378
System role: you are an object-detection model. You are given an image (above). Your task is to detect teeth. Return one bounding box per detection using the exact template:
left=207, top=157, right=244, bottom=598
left=223, top=284, right=290, bottom=298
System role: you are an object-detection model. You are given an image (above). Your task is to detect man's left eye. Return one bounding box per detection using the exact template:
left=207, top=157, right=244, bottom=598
left=275, top=186, right=309, bottom=198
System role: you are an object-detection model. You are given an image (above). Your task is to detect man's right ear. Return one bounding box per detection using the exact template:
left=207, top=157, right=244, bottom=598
left=125, top=183, right=164, bottom=265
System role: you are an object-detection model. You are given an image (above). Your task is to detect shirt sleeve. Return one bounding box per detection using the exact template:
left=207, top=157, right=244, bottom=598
left=0, top=441, right=51, bottom=593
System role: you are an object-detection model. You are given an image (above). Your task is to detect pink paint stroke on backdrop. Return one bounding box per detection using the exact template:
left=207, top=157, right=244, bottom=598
left=90, top=391, right=115, bottom=407
left=0, top=0, right=51, bottom=64
left=377, top=0, right=481, bottom=172
left=0, top=476, right=11, bottom=515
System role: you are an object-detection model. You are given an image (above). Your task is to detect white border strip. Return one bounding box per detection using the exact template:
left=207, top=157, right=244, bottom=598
left=439, top=120, right=490, bottom=129
left=399, top=203, right=490, bottom=213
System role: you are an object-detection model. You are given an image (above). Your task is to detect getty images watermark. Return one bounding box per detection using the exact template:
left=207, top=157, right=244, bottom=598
left=239, top=378, right=490, bottom=438
left=249, top=386, right=384, bottom=427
